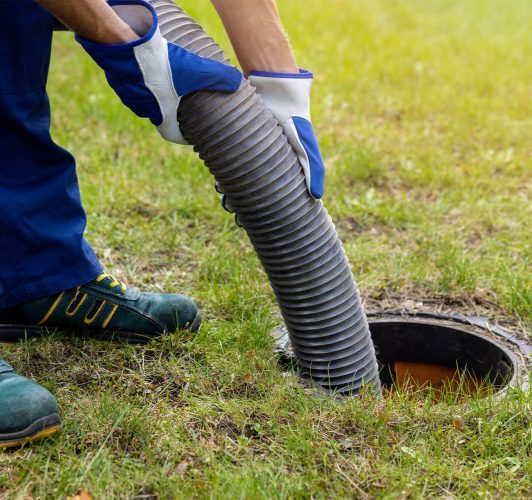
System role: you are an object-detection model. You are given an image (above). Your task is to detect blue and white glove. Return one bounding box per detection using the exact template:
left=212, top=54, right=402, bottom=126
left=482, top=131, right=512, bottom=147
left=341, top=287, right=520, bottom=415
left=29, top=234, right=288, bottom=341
left=76, top=0, right=242, bottom=145
left=249, top=69, right=325, bottom=199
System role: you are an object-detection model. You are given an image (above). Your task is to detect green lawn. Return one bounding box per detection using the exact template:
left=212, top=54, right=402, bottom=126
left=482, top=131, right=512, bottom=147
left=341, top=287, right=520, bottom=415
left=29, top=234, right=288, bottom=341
left=1, top=0, right=531, bottom=497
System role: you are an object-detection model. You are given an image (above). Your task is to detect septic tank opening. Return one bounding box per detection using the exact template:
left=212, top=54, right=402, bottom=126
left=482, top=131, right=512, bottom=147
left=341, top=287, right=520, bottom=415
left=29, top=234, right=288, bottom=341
left=370, top=318, right=513, bottom=397
left=273, top=311, right=530, bottom=397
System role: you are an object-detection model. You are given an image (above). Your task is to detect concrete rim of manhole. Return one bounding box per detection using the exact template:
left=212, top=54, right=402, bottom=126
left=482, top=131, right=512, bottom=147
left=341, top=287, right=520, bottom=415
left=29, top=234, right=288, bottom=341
left=272, top=309, right=531, bottom=397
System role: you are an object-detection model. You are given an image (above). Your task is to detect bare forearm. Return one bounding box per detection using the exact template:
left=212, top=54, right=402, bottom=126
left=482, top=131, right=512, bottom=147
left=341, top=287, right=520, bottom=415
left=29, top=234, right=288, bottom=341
left=35, top=0, right=138, bottom=43
left=211, top=0, right=297, bottom=76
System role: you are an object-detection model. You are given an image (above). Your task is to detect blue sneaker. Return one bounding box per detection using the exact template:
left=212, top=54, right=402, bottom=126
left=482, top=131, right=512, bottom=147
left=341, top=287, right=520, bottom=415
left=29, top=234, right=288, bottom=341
left=0, top=357, right=61, bottom=448
left=0, top=273, right=202, bottom=343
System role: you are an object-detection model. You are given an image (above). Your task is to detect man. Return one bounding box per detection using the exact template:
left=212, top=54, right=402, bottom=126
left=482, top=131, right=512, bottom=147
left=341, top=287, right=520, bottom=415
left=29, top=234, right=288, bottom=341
left=0, top=0, right=325, bottom=447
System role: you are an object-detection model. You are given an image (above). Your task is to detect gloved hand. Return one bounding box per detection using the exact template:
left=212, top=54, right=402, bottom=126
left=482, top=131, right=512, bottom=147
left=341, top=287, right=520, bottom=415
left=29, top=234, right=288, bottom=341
left=249, top=69, right=325, bottom=199
left=76, top=0, right=242, bottom=144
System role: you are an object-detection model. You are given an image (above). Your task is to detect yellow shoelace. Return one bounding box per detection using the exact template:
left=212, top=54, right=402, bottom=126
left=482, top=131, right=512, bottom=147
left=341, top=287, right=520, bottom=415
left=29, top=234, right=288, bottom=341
left=96, top=272, right=127, bottom=293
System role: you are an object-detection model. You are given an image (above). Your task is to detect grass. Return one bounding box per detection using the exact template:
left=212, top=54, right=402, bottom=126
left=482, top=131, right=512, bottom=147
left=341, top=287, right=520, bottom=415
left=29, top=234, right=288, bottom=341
left=1, top=0, right=531, bottom=497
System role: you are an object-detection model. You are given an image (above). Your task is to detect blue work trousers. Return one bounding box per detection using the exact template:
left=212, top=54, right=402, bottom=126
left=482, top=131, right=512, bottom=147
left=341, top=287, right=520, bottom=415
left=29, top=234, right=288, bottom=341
left=0, top=1, right=102, bottom=308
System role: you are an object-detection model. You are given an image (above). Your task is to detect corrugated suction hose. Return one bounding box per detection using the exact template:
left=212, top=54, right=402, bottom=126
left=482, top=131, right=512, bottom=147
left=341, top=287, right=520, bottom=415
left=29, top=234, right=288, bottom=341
left=151, top=0, right=381, bottom=396
left=64, top=0, right=381, bottom=394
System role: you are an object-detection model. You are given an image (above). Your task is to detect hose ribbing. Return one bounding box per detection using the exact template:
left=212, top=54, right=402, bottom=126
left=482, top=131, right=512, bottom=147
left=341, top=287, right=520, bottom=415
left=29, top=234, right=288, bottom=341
left=148, top=0, right=381, bottom=394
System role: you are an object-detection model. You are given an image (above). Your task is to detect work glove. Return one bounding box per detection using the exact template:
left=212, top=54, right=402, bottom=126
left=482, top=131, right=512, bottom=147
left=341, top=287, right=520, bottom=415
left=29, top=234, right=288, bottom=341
left=217, top=69, right=325, bottom=222
left=249, top=69, right=325, bottom=199
left=76, top=0, right=242, bottom=144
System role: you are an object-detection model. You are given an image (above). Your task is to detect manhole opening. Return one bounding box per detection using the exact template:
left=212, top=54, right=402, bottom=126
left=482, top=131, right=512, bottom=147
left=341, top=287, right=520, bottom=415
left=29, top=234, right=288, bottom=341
left=273, top=313, right=528, bottom=398
left=370, top=320, right=514, bottom=397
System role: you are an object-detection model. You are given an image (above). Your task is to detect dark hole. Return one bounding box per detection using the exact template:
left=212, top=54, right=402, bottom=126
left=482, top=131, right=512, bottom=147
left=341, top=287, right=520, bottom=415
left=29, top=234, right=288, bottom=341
left=369, top=320, right=514, bottom=394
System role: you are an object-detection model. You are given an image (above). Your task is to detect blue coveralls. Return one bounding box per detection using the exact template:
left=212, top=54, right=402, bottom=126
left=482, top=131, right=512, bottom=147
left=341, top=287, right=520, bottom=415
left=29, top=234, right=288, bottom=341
left=0, top=1, right=102, bottom=308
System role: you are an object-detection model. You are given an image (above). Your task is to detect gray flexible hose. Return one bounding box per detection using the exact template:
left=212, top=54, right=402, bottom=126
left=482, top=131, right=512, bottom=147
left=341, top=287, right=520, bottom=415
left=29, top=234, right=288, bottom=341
left=153, top=0, right=382, bottom=394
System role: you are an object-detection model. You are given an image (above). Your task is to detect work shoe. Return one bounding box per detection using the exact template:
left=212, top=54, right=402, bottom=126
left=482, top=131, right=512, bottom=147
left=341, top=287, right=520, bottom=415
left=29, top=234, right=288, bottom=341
left=0, top=357, right=61, bottom=448
left=0, top=273, right=202, bottom=343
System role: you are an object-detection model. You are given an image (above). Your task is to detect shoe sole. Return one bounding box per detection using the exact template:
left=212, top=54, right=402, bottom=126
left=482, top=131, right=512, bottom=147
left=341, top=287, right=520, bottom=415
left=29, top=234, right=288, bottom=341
left=0, top=310, right=202, bottom=344
left=0, top=413, right=61, bottom=448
